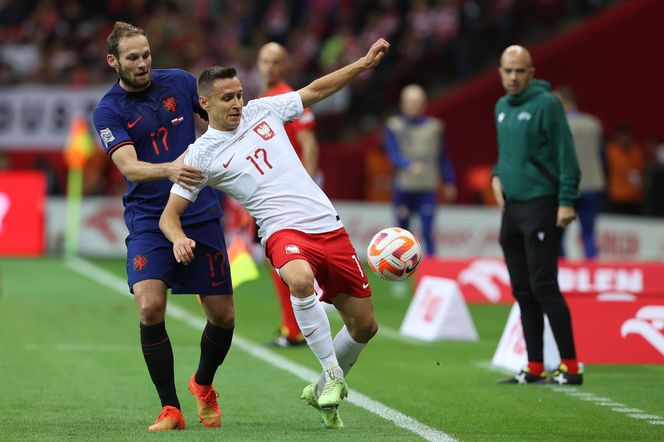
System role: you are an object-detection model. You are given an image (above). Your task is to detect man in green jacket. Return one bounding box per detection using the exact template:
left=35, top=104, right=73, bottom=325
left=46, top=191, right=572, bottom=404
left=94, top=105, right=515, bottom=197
left=492, top=45, right=583, bottom=385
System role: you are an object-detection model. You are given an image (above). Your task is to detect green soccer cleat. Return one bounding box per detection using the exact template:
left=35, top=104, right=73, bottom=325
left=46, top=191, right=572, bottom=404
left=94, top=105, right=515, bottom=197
left=301, top=383, right=344, bottom=429
left=317, top=376, right=348, bottom=409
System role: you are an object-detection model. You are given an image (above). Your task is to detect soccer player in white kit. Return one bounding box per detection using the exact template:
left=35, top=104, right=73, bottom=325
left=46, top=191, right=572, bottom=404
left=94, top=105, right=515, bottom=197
left=160, top=38, right=390, bottom=429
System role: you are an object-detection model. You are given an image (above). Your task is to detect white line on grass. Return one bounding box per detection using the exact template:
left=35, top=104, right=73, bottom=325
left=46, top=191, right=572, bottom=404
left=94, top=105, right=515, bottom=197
left=479, top=361, right=664, bottom=428
left=65, top=257, right=457, bottom=442
left=549, top=387, right=664, bottom=427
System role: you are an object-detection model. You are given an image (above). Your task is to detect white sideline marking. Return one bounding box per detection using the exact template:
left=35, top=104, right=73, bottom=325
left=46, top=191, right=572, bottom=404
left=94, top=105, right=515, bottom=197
left=550, top=387, right=664, bottom=427
left=480, top=362, right=664, bottom=428
left=65, top=257, right=457, bottom=442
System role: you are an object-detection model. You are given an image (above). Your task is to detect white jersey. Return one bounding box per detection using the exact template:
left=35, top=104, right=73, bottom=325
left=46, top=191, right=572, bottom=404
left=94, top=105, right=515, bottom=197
left=172, top=92, right=342, bottom=244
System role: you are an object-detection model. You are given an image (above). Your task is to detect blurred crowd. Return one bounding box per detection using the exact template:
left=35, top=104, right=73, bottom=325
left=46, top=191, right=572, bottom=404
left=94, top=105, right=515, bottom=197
left=1, top=0, right=607, bottom=126
left=6, top=0, right=658, bottom=218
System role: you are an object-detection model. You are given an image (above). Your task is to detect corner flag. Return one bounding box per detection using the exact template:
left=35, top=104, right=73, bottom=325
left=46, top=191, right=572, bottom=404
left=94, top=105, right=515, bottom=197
left=227, top=236, right=260, bottom=289
left=63, top=115, right=96, bottom=258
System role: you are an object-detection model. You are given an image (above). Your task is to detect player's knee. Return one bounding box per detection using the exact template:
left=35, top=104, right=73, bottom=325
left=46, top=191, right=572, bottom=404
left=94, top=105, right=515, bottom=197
left=286, top=274, right=315, bottom=297
left=349, top=317, right=378, bottom=343
left=208, top=306, right=235, bottom=328
left=138, top=301, right=166, bottom=324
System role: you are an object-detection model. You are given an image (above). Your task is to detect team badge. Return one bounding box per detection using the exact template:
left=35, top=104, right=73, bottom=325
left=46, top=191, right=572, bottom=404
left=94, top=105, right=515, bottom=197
left=253, top=121, right=275, bottom=140
left=285, top=244, right=300, bottom=254
left=133, top=254, right=148, bottom=271
left=162, top=96, right=177, bottom=112
left=99, top=128, right=115, bottom=147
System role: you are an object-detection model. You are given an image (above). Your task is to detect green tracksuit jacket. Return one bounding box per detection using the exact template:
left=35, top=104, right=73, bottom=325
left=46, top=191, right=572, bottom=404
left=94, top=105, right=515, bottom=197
left=493, top=79, right=580, bottom=206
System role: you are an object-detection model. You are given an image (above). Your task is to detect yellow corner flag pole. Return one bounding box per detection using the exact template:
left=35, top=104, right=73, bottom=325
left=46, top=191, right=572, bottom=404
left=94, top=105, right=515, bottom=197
left=63, top=115, right=95, bottom=259
left=227, top=236, right=260, bottom=289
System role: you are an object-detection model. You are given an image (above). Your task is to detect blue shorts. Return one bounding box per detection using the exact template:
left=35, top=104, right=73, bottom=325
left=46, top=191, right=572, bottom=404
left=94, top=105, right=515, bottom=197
left=125, top=220, right=233, bottom=295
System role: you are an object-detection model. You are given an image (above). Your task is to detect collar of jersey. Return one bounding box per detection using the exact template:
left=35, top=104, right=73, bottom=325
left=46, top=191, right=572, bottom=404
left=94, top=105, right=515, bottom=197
left=206, top=124, right=239, bottom=139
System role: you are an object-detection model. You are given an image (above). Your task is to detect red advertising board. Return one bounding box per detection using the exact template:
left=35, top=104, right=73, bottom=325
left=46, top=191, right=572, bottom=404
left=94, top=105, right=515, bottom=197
left=416, top=258, right=664, bottom=364
left=416, top=258, right=664, bottom=303
left=569, top=298, right=664, bottom=364
left=0, top=171, right=46, bottom=256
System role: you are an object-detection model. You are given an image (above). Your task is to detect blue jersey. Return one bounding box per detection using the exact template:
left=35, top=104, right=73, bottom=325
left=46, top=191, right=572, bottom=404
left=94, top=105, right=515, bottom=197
left=93, top=69, right=222, bottom=233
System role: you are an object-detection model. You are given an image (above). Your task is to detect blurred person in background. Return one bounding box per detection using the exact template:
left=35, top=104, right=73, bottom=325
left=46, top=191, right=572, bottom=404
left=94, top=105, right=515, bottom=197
left=492, top=45, right=583, bottom=385
left=93, top=22, right=234, bottom=431
left=605, top=125, right=646, bottom=215
left=160, top=38, right=390, bottom=430
left=553, top=86, right=604, bottom=259
left=256, top=41, right=320, bottom=348
left=384, top=84, right=456, bottom=257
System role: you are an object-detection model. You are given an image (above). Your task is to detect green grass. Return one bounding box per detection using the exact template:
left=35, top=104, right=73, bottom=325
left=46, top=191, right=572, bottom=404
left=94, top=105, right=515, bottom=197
left=1, top=257, right=663, bottom=441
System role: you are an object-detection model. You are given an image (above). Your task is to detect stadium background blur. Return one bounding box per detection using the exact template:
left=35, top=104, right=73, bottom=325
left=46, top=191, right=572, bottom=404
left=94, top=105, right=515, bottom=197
left=2, top=0, right=663, bottom=213
left=2, top=3, right=664, bottom=440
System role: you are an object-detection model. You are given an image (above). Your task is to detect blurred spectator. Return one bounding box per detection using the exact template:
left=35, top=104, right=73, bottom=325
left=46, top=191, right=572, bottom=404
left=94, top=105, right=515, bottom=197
left=554, top=86, right=604, bottom=259
left=384, top=84, right=456, bottom=256
left=605, top=125, right=646, bottom=215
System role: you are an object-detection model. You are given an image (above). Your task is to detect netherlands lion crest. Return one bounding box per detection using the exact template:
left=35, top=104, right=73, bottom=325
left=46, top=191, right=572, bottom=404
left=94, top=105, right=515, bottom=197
left=133, top=254, right=148, bottom=271
left=162, top=96, right=177, bottom=112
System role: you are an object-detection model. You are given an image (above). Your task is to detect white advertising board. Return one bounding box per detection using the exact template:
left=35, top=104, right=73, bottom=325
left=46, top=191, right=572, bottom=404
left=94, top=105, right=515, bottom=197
left=44, top=198, right=664, bottom=261
left=0, top=86, right=107, bottom=149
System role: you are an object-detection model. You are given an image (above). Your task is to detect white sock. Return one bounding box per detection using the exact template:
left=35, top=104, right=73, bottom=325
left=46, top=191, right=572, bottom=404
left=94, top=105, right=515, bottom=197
left=290, top=294, right=341, bottom=376
left=316, top=325, right=366, bottom=395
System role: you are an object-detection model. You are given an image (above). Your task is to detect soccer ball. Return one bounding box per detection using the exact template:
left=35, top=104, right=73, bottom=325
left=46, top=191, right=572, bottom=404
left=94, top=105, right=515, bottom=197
left=366, top=227, right=422, bottom=281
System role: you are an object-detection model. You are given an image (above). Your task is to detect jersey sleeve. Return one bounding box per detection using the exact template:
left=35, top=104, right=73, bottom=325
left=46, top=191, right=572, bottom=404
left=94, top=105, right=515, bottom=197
left=542, top=96, right=581, bottom=206
left=170, top=144, right=208, bottom=202
left=255, top=92, right=304, bottom=123
left=92, top=104, right=133, bottom=157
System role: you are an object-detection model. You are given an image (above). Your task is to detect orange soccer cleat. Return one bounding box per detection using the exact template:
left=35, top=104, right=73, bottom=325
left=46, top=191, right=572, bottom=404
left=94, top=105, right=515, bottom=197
left=188, top=374, right=222, bottom=427
left=147, top=405, right=185, bottom=431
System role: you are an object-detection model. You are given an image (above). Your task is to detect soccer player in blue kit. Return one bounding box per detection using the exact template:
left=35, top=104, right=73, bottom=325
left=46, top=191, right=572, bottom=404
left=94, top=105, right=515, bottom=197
left=93, top=22, right=233, bottom=431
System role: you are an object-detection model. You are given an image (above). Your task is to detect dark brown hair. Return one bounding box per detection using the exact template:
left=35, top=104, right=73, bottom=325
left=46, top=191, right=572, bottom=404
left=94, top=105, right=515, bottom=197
left=107, top=21, right=147, bottom=57
left=198, top=66, right=238, bottom=95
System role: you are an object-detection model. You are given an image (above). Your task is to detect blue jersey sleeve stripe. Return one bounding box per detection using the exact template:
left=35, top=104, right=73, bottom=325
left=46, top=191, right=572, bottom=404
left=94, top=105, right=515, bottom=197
left=108, top=141, right=134, bottom=156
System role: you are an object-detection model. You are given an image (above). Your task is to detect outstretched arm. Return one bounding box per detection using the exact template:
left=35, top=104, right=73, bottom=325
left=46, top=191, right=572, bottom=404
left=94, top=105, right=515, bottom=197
left=297, top=38, right=390, bottom=108
left=160, top=193, right=196, bottom=264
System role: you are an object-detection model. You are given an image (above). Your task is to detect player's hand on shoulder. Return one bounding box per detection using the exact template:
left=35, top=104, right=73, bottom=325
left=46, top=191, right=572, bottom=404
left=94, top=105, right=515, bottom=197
left=168, top=161, right=205, bottom=191
left=173, top=237, right=196, bottom=265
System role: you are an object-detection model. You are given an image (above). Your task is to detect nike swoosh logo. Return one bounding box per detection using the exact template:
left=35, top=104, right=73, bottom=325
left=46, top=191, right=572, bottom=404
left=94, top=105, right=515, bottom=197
left=211, top=279, right=228, bottom=287
left=362, top=282, right=370, bottom=289
left=304, top=327, right=319, bottom=338
left=127, top=116, right=143, bottom=128
left=223, top=153, right=236, bottom=168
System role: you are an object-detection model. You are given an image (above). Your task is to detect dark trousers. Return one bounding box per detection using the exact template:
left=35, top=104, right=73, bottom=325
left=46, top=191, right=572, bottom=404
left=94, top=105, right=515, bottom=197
left=393, top=189, right=437, bottom=256
left=499, top=195, right=577, bottom=362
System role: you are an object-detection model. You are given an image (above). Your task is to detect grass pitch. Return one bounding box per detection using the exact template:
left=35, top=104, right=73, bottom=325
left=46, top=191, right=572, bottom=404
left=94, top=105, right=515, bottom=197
left=1, top=257, right=663, bottom=441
